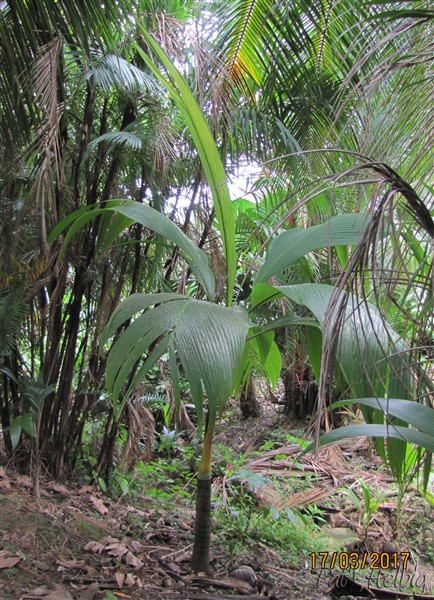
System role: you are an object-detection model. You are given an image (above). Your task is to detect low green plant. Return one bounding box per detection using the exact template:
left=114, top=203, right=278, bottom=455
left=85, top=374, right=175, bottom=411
left=1, top=567, right=18, bottom=579
left=87, top=456, right=107, bottom=492
left=213, top=443, right=248, bottom=473
left=115, top=474, right=131, bottom=496
left=2, top=372, right=56, bottom=498
left=157, top=426, right=178, bottom=457
left=301, top=504, right=328, bottom=527
left=286, top=433, right=309, bottom=448
left=424, top=488, right=434, bottom=507
left=338, top=480, right=385, bottom=539
left=215, top=489, right=331, bottom=564
left=311, top=398, right=434, bottom=493
left=110, top=457, right=194, bottom=504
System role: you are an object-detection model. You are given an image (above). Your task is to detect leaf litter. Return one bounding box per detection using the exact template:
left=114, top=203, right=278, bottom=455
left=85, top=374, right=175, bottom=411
left=0, top=400, right=433, bottom=599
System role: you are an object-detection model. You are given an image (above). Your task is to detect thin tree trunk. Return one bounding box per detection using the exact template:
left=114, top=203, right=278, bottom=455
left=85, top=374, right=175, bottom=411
left=191, top=475, right=212, bottom=572
left=191, top=426, right=214, bottom=573
left=239, top=374, right=260, bottom=418
left=283, top=365, right=317, bottom=419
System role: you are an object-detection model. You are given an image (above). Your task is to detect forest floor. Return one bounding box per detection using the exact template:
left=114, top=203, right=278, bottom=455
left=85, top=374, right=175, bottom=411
left=0, top=398, right=433, bottom=600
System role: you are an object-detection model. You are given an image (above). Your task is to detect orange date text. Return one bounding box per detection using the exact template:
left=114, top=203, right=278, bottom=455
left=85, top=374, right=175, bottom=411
left=309, top=551, right=410, bottom=571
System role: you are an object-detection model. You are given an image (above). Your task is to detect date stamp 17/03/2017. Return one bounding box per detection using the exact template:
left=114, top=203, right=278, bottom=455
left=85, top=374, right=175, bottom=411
left=309, top=552, right=432, bottom=596
left=310, top=551, right=410, bottom=571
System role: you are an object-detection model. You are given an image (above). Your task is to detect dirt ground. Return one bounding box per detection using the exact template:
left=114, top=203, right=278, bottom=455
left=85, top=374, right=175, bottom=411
left=1, top=402, right=433, bottom=600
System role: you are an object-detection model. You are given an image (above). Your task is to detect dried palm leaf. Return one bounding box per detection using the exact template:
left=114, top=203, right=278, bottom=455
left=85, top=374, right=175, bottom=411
left=121, top=400, right=155, bottom=469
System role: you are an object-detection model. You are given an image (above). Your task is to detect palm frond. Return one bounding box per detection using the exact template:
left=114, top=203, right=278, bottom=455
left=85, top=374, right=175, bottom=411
left=135, top=29, right=237, bottom=303
left=0, top=291, right=28, bottom=357
left=307, top=423, right=434, bottom=454
left=86, top=131, right=145, bottom=154
left=83, top=52, right=159, bottom=93
left=217, top=0, right=272, bottom=90
left=0, top=0, right=130, bottom=152
left=275, top=283, right=413, bottom=401
left=255, top=213, right=372, bottom=284
left=51, top=201, right=217, bottom=301
left=121, top=400, right=155, bottom=468
left=103, top=294, right=250, bottom=430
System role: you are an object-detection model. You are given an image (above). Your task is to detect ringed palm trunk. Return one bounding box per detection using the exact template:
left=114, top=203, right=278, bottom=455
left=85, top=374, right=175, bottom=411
left=191, top=423, right=214, bottom=573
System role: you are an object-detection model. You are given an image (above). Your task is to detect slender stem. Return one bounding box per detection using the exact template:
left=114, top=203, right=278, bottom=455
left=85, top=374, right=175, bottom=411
left=191, top=426, right=214, bottom=573
left=198, top=425, right=213, bottom=476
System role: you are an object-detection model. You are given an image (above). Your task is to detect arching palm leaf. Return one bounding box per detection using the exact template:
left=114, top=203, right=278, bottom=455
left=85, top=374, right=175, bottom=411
left=135, top=27, right=237, bottom=304
left=102, top=292, right=250, bottom=425
left=102, top=290, right=250, bottom=574
left=83, top=52, right=159, bottom=93
left=86, top=131, right=145, bottom=154
left=275, top=282, right=413, bottom=401
left=307, top=424, right=434, bottom=454
left=255, top=213, right=371, bottom=284
left=50, top=200, right=217, bottom=300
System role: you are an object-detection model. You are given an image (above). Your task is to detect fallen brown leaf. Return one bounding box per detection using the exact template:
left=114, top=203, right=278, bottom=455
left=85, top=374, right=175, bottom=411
left=33, top=560, right=51, bottom=572
left=0, top=479, right=12, bottom=490
left=105, top=542, right=128, bottom=559
left=125, top=551, right=144, bottom=569
left=15, top=474, right=32, bottom=488
left=191, top=575, right=256, bottom=594
left=56, top=558, right=87, bottom=571
left=89, top=495, right=109, bottom=515
left=46, top=481, right=70, bottom=495
left=0, top=550, right=21, bottom=569
left=115, top=571, right=126, bottom=587
left=99, top=536, right=119, bottom=545
left=127, top=540, right=146, bottom=553
left=84, top=541, right=105, bottom=554
left=124, top=573, right=136, bottom=587
left=23, top=584, right=74, bottom=599
left=164, top=561, right=182, bottom=574
left=78, top=582, right=99, bottom=600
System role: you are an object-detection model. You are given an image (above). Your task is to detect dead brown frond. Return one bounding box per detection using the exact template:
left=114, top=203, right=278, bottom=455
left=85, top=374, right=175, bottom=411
left=363, top=162, right=434, bottom=237
left=247, top=444, right=350, bottom=486
left=153, top=10, right=185, bottom=59
left=249, top=482, right=332, bottom=513
left=120, top=400, right=155, bottom=470
left=209, top=232, right=227, bottom=302
left=158, top=362, right=195, bottom=434
left=315, top=157, right=434, bottom=447
left=209, top=61, right=240, bottom=126
left=152, top=111, right=180, bottom=184
left=23, top=38, right=66, bottom=257
left=32, top=37, right=65, bottom=193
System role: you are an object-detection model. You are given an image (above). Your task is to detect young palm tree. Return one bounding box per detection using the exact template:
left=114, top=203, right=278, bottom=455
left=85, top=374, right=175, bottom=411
left=54, top=33, right=389, bottom=572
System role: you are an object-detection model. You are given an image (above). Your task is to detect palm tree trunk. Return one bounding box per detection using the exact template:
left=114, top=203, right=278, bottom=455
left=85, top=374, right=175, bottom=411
left=191, top=425, right=213, bottom=573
